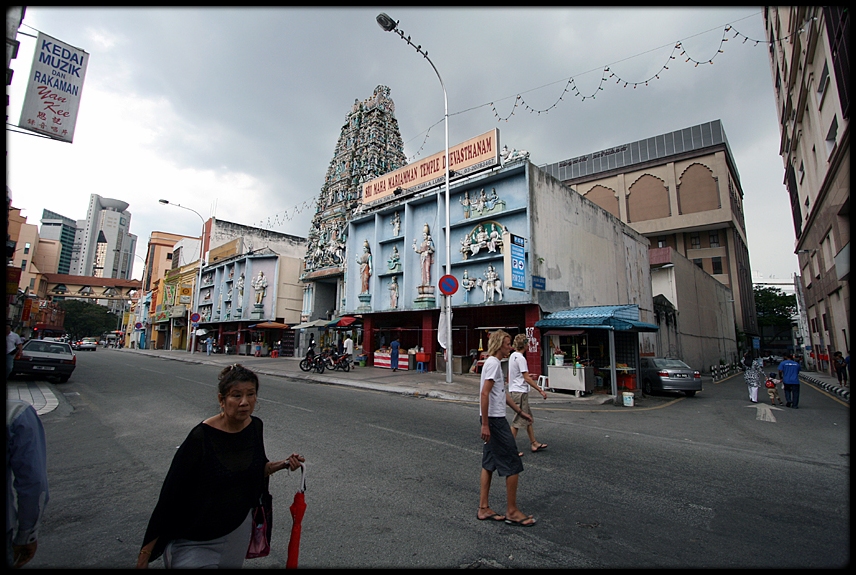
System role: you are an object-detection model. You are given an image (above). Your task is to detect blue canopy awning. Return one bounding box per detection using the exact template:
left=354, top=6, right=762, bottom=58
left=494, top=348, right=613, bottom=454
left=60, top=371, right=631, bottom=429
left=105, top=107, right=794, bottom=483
left=535, top=305, right=658, bottom=332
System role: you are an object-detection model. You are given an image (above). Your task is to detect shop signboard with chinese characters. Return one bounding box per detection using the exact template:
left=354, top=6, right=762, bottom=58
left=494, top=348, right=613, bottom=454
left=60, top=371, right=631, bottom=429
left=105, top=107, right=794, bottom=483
left=503, top=232, right=526, bottom=291
left=18, top=32, right=89, bottom=143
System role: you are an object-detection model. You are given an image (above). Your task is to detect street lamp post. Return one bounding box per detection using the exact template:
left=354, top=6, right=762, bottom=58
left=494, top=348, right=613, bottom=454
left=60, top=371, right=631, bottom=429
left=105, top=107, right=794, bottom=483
left=159, top=199, right=206, bottom=355
left=377, top=12, right=453, bottom=384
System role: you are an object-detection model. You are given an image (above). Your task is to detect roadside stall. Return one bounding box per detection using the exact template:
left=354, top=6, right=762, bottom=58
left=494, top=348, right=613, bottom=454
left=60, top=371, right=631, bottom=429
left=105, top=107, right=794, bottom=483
left=535, top=305, right=658, bottom=399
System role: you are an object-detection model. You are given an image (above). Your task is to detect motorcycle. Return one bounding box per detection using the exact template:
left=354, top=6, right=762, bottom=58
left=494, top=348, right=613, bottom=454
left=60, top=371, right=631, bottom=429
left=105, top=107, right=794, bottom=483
left=325, top=350, right=352, bottom=372
left=299, top=346, right=317, bottom=372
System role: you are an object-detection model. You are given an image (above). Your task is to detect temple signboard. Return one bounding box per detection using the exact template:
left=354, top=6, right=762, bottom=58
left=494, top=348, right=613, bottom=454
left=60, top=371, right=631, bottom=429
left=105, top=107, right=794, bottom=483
left=361, top=129, right=500, bottom=205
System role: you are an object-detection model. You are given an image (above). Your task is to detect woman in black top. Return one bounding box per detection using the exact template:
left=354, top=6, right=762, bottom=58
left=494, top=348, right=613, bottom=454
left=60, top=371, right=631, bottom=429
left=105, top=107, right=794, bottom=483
left=136, top=364, right=304, bottom=569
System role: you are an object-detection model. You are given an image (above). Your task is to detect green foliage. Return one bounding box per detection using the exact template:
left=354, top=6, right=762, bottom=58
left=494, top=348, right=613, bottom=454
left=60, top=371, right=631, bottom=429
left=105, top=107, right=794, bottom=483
left=753, top=286, right=797, bottom=326
left=58, top=300, right=119, bottom=341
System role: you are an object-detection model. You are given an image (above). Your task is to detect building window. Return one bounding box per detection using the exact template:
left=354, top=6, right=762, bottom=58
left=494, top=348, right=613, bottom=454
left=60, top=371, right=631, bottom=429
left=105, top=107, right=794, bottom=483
left=712, top=257, right=723, bottom=275
left=29, top=278, right=35, bottom=289
left=798, top=160, right=804, bottom=184
left=21, top=259, right=27, bottom=271
left=822, top=313, right=828, bottom=331
left=657, top=236, right=667, bottom=248
left=709, top=232, right=720, bottom=248
left=825, top=116, right=838, bottom=157
left=816, top=62, right=829, bottom=104
left=690, top=233, right=701, bottom=249
left=693, top=258, right=703, bottom=269
left=24, top=242, right=31, bottom=255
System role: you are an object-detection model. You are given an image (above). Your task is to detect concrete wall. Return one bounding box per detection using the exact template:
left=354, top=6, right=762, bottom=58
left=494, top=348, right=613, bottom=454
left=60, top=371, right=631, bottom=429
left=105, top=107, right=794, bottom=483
left=528, top=165, right=654, bottom=323
left=650, top=247, right=738, bottom=371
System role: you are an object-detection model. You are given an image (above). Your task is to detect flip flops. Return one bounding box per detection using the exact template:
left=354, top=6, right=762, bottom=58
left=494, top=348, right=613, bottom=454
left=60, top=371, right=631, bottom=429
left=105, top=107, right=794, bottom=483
left=531, top=442, right=548, bottom=452
left=505, top=515, right=536, bottom=527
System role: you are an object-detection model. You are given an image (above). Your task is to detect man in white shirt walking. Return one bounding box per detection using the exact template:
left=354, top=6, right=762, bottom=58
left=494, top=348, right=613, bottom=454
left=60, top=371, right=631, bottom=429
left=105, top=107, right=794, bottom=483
left=508, top=334, right=548, bottom=456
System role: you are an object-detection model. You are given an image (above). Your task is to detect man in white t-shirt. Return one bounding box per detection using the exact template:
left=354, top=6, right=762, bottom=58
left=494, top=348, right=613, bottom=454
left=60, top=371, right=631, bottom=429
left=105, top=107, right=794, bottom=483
left=508, top=334, right=548, bottom=456
left=343, top=335, right=354, bottom=359
left=478, top=330, right=536, bottom=527
left=6, top=324, right=24, bottom=378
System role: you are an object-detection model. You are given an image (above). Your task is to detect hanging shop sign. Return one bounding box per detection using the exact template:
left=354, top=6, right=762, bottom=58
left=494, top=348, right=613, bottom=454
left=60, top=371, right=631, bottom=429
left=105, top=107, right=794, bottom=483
left=18, top=32, right=89, bottom=143
left=361, top=129, right=499, bottom=205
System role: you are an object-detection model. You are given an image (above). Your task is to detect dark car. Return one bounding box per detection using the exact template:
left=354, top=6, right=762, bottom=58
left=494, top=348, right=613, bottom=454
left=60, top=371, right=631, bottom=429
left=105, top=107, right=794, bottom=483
left=12, top=339, right=77, bottom=383
left=639, top=357, right=702, bottom=397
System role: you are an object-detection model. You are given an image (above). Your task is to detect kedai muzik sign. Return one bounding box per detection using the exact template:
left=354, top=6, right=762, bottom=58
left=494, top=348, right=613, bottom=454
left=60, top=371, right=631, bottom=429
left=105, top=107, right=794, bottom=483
left=18, top=32, right=89, bottom=143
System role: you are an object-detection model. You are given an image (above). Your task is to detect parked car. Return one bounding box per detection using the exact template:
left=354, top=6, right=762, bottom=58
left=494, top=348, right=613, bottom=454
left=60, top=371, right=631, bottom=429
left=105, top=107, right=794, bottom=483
left=12, top=339, right=77, bottom=383
left=639, top=357, right=702, bottom=397
left=78, top=337, right=99, bottom=351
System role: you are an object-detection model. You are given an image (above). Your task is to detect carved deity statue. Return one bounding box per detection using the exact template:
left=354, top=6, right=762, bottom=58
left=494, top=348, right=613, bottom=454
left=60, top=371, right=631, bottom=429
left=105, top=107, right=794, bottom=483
left=253, top=271, right=268, bottom=305
left=356, top=240, right=373, bottom=294
left=412, top=224, right=435, bottom=287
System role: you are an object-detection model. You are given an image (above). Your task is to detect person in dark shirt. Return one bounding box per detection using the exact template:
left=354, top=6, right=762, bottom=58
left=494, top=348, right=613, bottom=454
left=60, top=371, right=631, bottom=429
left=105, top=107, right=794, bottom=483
left=137, top=364, right=305, bottom=568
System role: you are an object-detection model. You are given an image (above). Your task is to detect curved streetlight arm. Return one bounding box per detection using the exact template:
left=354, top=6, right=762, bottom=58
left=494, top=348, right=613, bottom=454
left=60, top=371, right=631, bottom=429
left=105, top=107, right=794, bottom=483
left=378, top=13, right=453, bottom=384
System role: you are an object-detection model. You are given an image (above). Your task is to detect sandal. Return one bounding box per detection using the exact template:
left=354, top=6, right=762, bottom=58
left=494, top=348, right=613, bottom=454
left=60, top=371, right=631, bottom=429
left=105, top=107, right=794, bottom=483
left=531, top=442, right=548, bottom=452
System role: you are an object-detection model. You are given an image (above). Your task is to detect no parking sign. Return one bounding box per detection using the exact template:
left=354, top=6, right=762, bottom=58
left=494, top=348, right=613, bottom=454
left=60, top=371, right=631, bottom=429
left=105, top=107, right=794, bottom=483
left=439, top=274, right=459, bottom=296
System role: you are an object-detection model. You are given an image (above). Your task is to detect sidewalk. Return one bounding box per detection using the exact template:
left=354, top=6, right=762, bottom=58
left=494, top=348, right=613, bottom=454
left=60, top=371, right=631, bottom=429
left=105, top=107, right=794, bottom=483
left=8, top=349, right=848, bottom=416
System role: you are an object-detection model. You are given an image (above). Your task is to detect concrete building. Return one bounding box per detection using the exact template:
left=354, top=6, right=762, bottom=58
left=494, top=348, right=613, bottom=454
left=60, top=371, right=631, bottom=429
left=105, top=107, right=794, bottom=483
left=70, top=194, right=138, bottom=280
left=341, top=134, right=655, bottom=389
left=39, top=209, right=77, bottom=275
left=764, top=6, right=849, bottom=372
left=540, top=120, right=759, bottom=348
left=649, top=247, right=738, bottom=372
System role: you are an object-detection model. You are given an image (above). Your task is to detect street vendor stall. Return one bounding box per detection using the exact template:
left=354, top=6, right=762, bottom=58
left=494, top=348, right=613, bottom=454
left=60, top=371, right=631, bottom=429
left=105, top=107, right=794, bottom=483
left=535, top=305, right=657, bottom=400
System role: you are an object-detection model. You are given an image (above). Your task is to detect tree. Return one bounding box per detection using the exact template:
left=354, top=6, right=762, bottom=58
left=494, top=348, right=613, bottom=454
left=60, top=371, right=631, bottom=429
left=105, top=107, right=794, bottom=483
left=753, top=286, right=797, bottom=354
left=58, top=300, right=120, bottom=341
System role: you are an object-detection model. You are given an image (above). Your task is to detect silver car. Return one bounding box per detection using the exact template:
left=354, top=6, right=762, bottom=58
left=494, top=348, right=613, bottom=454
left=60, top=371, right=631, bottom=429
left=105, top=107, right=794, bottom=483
left=639, top=357, right=702, bottom=397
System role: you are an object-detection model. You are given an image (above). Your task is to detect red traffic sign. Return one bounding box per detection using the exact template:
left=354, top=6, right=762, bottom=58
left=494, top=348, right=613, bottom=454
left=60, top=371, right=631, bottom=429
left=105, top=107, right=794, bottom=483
left=190, top=312, right=201, bottom=323
left=438, top=274, right=459, bottom=296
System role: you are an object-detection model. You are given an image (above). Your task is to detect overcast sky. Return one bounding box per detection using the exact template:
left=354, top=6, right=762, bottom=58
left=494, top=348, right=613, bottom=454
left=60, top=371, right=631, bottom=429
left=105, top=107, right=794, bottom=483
left=7, top=7, right=799, bottom=282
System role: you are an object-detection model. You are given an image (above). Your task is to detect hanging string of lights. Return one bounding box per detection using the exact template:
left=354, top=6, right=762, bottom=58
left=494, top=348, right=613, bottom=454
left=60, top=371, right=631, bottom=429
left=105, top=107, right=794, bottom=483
left=255, top=19, right=806, bottom=231
left=488, top=22, right=801, bottom=121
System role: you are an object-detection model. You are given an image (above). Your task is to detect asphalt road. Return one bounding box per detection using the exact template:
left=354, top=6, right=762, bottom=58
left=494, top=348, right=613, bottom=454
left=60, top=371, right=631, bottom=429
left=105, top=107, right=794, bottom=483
left=25, top=350, right=850, bottom=568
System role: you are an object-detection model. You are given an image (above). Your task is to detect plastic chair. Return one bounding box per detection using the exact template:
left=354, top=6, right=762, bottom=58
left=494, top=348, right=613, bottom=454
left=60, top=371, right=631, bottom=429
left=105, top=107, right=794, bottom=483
left=416, top=361, right=427, bottom=373
left=538, top=375, right=549, bottom=391
left=270, top=350, right=279, bottom=358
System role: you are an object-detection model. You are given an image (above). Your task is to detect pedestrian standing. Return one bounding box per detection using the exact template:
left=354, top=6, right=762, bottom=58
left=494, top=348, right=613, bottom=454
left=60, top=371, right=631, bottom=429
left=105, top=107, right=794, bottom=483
left=778, top=353, right=802, bottom=408
left=477, top=330, right=536, bottom=527
left=6, top=324, right=24, bottom=379
left=508, top=334, right=547, bottom=456
left=6, top=400, right=50, bottom=568
left=137, top=364, right=305, bottom=568
left=205, top=336, right=213, bottom=356
left=744, top=353, right=763, bottom=403
left=832, top=351, right=848, bottom=386
left=343, top=334, right=354, bottom=361
left=390, top=338, right=400, bottom=372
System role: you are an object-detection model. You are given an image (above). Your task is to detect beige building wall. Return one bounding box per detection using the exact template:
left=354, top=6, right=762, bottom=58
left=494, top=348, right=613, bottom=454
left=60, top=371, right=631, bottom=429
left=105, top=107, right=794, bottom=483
left=542, top=122, right=758, bottom=341
left=764, top=6, right=849, bottom=370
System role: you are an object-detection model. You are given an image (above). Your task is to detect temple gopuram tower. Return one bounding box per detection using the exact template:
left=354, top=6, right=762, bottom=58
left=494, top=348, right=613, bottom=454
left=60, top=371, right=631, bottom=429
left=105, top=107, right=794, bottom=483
left=300, top=85, right=407, bottom=323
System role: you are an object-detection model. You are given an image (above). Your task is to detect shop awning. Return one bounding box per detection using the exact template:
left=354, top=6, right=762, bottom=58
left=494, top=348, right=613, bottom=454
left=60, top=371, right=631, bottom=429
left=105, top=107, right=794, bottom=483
left=292, top=319, right=331, bottom=329
left=249, top=321, right=289, bottom=329
left=327, top=316, right=359, bottom=328
left=535, top=305, right=658, bottom=332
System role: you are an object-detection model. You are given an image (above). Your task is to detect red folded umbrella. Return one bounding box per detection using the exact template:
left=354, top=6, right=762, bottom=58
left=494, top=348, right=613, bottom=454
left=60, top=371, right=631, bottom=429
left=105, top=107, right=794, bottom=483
left=286, top=464, right=307, bottom=569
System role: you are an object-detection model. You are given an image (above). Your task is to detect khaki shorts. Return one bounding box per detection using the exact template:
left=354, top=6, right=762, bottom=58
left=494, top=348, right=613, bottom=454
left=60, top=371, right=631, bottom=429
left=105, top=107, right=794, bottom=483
left=510, top=392, right=532, bottom=429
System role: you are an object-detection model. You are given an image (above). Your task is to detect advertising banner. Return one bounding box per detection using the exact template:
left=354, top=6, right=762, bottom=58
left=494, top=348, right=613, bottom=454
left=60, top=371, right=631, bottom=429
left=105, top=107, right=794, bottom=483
left=18, top=32, right=89, bottom=143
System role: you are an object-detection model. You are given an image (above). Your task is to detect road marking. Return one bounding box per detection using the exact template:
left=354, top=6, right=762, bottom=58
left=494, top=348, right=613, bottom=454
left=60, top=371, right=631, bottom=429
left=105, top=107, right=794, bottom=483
left=746, top=403, right=782, bottom=422
left=367, top=423, right=554, bottom=471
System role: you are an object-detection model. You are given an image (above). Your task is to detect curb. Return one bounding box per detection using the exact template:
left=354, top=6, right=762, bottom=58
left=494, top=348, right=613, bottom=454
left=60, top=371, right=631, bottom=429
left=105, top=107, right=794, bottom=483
left=800, top=374, right=850, bottom=403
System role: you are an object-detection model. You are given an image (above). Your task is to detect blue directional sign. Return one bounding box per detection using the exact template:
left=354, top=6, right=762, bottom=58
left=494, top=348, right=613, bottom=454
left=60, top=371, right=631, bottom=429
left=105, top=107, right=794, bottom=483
left=510, top=234, right=526, bottom=290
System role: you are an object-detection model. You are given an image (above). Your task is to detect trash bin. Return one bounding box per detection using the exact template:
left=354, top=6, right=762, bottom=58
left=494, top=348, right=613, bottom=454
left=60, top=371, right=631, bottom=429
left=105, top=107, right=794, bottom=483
left=408, top=353, right=416, bottom=371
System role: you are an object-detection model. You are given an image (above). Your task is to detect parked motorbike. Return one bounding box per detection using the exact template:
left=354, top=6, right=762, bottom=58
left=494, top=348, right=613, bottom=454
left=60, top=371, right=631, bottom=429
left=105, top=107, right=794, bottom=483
left=325, top=350, right=352, bottom=372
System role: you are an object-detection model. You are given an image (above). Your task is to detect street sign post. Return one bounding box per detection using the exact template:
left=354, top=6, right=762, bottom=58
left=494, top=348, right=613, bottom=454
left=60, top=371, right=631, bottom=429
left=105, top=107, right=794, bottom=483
left=439, top=274, right=459, bottom=296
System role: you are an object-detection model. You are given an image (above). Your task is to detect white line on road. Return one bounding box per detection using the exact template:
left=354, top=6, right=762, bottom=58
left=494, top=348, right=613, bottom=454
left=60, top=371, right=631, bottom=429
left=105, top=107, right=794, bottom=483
left=746, top=403, right=783, bottom=422
left=367, top=423, right=554, bottom=471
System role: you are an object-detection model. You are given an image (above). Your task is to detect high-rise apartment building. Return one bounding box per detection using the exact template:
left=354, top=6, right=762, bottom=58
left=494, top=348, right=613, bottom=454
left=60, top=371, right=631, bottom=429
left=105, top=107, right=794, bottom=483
left=70, top=194, right=138, bottom=279
left=39, top=209, right=77, bottom=274
left=764, top=6, right=849, bottom=369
